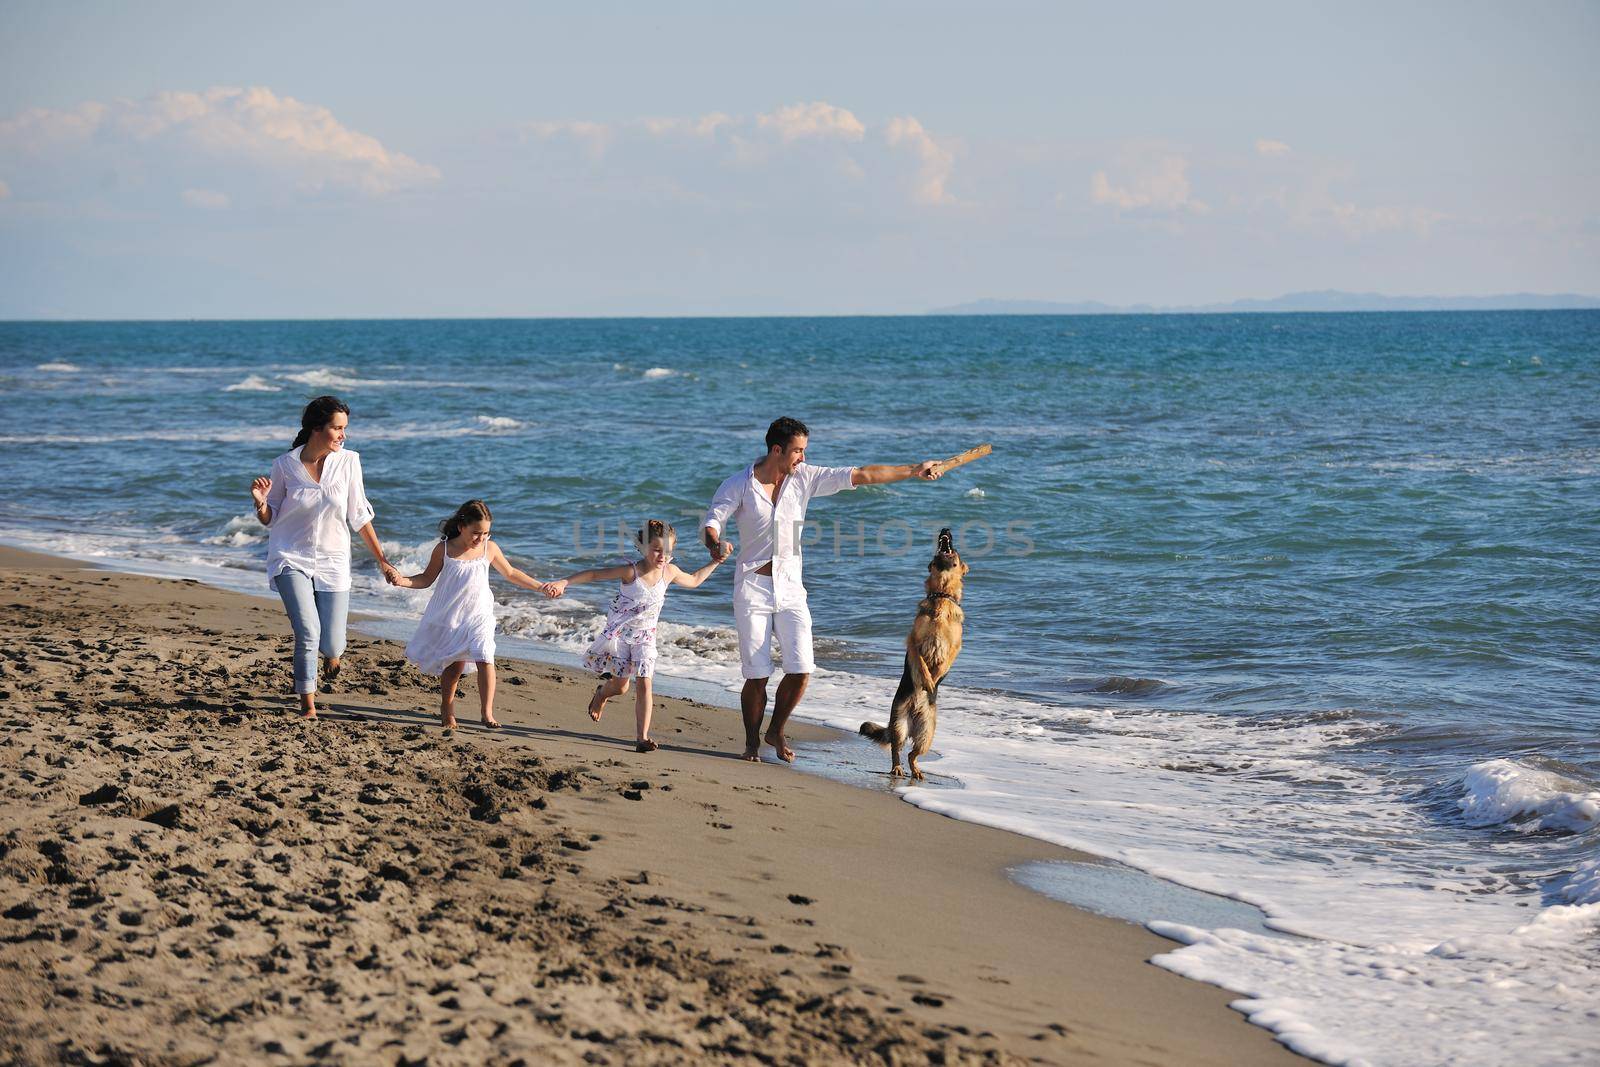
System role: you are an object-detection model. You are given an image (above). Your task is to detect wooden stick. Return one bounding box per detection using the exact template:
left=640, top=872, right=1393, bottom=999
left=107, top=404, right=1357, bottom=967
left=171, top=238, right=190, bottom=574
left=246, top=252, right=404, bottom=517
left=930, top=443, right=992, bottom=478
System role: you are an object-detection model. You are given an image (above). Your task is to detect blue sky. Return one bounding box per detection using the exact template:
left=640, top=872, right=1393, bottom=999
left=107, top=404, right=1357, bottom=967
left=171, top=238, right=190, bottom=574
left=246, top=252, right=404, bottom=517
left=1, top=1, right=1596, bottom=317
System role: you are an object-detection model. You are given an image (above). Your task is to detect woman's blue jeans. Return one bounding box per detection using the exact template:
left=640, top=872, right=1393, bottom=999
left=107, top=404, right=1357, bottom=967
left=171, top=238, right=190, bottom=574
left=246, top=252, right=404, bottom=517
left=274, top=569, right=349, bottom=695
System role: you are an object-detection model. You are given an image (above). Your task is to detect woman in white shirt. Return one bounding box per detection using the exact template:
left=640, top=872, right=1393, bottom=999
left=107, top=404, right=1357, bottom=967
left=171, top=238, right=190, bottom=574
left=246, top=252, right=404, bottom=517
left=250, top=395, right=400, bottom=718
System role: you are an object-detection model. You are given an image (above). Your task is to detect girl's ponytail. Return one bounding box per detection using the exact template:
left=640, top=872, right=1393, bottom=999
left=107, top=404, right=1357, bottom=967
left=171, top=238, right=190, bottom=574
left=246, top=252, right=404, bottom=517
left=440, top=500, right=493, bottom=541
left=634, top=519, right=676, bottom=549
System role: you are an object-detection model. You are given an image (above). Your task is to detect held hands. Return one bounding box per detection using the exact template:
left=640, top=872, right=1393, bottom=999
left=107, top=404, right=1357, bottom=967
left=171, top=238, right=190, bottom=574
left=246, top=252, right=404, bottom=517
left=379, top=561, right=402, bottom=586
left=543, top=579, right=568, bottom=599
left=711, top=539, right=734, bottom=562
left=914, top=460, right=941, bottom=481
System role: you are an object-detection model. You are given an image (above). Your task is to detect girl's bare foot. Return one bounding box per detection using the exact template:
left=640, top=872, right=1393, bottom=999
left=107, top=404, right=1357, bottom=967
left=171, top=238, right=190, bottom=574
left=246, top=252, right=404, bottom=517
left=438, top=663, right=466, bottom=733
left=587, top=684, right=606, bottom=723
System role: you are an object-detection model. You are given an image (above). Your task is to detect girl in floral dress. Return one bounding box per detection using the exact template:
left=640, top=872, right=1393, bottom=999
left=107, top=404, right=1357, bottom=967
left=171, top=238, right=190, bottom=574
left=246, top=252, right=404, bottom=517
left=544, top=520, right=723, bottom=752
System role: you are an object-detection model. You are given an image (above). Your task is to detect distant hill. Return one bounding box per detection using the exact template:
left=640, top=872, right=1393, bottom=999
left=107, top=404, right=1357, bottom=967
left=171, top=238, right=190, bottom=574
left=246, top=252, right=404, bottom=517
left=929, top=290, right=1600, bottom=316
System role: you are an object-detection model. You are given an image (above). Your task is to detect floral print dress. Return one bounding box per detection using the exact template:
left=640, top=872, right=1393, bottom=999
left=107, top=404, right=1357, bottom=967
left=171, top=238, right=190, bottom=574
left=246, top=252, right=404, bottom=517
left=582, top=563, right=668, bottom=679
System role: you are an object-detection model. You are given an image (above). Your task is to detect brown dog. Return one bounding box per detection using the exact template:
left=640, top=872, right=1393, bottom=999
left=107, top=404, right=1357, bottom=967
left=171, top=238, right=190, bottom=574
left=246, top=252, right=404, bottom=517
left=860, top=528, right=967, bottom=780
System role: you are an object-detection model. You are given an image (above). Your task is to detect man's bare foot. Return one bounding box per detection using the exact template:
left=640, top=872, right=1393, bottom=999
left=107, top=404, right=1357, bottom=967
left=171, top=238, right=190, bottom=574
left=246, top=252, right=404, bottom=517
left=763, top=732, right=796, bottom=763
left=587, top=684, right=606, bottom=723
left=741, top=747, right=764, bottom=763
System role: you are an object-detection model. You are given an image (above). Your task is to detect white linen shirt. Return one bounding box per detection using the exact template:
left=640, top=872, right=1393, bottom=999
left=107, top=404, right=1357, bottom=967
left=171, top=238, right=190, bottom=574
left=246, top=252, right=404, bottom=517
left=264, top=446, right=376, bottom=592
left=704, top=462, right=856, bottom=608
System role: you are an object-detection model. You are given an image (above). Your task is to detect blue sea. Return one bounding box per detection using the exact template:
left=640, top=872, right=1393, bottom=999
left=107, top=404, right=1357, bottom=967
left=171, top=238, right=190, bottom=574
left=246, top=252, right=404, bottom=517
left=2, top=312, right=1597, bottom=1065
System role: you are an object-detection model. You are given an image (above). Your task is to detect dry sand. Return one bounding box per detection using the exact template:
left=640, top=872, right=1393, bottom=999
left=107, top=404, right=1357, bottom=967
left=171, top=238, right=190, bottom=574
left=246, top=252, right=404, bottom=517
left=0, top=546, right=1303, bottom=1065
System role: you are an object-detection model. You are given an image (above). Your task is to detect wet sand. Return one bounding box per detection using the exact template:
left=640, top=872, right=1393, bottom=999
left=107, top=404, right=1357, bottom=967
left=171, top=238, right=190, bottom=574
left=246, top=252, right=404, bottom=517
left=0, top=545, right=1302, bottom=1065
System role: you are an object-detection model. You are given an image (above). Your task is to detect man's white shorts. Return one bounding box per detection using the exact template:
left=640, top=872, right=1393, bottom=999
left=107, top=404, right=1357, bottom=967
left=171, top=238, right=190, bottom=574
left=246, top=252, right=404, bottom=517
left=734, top=573, right=814, bottom=679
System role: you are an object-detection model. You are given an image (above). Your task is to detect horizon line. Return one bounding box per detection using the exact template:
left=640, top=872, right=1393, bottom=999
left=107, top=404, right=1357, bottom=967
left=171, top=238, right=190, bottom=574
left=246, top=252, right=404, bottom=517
left=5, top=305, right=1600, bottom=325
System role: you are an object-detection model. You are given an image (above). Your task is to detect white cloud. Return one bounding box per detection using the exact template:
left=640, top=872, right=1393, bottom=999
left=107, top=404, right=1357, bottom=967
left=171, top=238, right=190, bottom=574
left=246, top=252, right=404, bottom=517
left=0, top=86, right=440, bottom=199
left=525, top=113, right=738, bottom=157
left=1091, top=155, right=1207, bottom=214
left=640, top=113, right=733, bottom=139
left=181, top=187, right=230, bottom=210
left=1256, top=138, right=1293, bottom=157
left=885, top=116, right=955, bottom=205
left=520, top=119, right=613, bottom=159
left=1317, top=200, right=1447, bottom=237
left=0, top=179, right=10, bottom=200
left=756, top=102, right=866, bottom=143
left=1276, top=162, right=1447, bottom=238
left=514, top=102, right=956, bottom=212
left=0, top=101, right=109, bottom=152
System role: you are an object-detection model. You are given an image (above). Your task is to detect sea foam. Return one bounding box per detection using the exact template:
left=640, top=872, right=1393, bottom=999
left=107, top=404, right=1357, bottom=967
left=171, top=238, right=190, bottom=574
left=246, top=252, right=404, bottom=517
left=282, top=368, right=400, bottom=389
left=1458, top=758, right=1599, bottom=833
left=475, top=416, right=525, bottom=432
left=223, top=374, right=282, bottom=393
left=203, top=513, right=267, bottom=548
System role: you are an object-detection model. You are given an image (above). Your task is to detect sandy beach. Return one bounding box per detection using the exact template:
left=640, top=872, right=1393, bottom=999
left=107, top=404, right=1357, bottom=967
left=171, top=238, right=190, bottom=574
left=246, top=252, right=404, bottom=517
left=0, top=545, right=1300, bottom=1065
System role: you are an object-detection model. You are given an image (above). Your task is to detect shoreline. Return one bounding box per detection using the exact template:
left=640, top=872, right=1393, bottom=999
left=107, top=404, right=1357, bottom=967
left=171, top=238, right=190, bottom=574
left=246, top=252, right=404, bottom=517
left=0, top=543, right=1305, bottom=1064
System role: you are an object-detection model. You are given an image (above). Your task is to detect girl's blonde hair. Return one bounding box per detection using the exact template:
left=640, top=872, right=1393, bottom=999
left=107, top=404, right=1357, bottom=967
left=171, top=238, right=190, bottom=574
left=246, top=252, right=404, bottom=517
left=440, top=499, right=492, bottom=541
left=635, top=519, right=676, bottom=550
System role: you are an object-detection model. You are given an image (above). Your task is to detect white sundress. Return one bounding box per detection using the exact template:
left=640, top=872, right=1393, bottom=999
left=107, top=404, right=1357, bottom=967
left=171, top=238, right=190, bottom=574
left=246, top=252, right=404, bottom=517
left=406, top=541, right=496, bottom=676
left=583, top=563, right=668, bottom=679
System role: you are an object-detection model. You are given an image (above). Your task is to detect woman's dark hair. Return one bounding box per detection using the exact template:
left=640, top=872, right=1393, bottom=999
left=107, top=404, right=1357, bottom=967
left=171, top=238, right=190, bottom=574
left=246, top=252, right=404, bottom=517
left=292, top=395, right=351, bottom=449
left=765, top=416, right=809, bottom=452
left=440, top=500, right=493, bottom=541
left=635, top=519, right=676, bottom=549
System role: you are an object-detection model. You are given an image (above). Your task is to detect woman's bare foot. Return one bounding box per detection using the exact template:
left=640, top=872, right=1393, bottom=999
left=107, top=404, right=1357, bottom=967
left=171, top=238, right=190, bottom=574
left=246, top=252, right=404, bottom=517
left=324, top=656, right=341, bottom=682
left=441, top=715, right=457, bottom=731
left=587, top=684, right=606, bottom=723
left=763, top=731, right=796, bottom=763
left=481, top=713, right=501, bottom=729
left=299, top=694, right=317, bottom=720
left=740, top=747, right=763, bottom=763
left=635, top=739, right=659, bottom=753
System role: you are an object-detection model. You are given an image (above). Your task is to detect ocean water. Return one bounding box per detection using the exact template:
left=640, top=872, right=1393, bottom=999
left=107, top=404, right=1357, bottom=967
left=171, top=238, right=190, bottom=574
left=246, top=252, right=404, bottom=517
left=1, top=312, right=1596, bottom=1065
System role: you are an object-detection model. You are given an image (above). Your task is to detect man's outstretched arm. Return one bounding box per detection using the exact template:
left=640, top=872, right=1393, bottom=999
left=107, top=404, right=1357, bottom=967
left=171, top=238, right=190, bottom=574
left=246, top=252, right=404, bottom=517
left=852, top=461, right=940, bottom=486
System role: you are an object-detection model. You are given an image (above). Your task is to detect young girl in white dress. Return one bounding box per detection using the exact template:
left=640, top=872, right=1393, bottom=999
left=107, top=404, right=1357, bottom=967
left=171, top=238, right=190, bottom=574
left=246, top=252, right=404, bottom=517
left=544, top=520, right=723, bottom=752
left=394, top=500, right=551, bottom=730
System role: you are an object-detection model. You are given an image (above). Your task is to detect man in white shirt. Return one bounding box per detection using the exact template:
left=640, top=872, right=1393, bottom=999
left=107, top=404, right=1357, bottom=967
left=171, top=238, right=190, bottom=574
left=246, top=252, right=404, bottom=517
left=703, top=417, right=943, bottom=763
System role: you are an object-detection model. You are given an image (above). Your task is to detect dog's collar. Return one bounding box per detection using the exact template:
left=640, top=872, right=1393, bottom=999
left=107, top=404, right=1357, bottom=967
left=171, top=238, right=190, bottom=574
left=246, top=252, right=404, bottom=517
left=925, top=591, right=961, bottom=605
